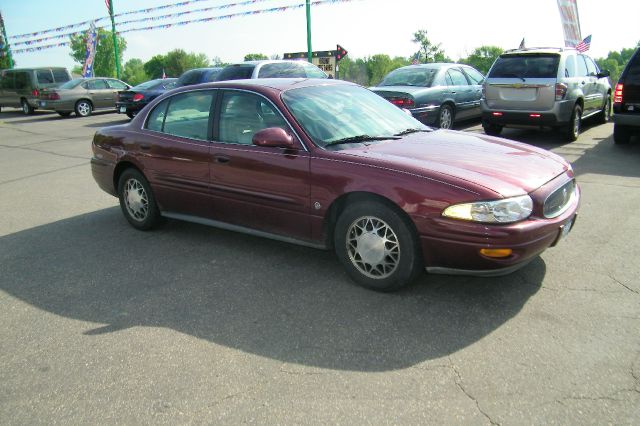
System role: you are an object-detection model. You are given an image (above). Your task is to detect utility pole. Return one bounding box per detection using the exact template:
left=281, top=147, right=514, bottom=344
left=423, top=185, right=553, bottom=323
left=305, top=0, right=312, bottom=62
left=107, top=0, right=121, bottom=78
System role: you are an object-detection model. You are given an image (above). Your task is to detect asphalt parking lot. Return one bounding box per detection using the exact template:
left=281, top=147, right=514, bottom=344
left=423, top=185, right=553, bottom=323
left=1, top=108, right=639, bottom=424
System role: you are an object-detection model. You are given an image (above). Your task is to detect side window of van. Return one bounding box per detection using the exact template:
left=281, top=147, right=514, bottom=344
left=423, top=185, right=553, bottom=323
left=0, top=73, right=14, bottom=90
left=14, top=72, right=30, bottom=90
left=37, top=70, right=54, bottom=84
left=52, top=69, right=71, bottom=83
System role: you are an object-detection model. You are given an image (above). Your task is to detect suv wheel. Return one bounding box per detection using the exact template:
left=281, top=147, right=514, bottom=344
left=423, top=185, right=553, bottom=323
left=21, top=99, right=34, bottom=115
left=596, top=96, right=611, bottom=124
left=566, top=104, right=582, bottom=142
left=483, top=122, right=503, bottom=136
left=613, top=124, right=632, bottom=145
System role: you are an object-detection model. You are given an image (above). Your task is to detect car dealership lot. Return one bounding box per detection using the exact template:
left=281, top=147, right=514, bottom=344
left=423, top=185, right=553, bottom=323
left=0, top=110, right=638, bottom=423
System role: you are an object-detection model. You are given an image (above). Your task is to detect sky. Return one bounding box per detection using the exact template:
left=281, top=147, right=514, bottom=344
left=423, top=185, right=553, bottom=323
left=1, top=0, right=638, bottom=73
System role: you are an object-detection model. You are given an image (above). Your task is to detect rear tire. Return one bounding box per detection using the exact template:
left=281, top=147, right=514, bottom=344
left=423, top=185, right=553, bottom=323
left=596, top=95, right=611, bottom=124
left=437, top=104, right=454, bottom=129
left=75, top=99, right=92, bottom=117
left=117, top=168, right=162, bottom=230
left=334, top=200, right=423, bottom=292
left=21, top=99, right=34, bottom=115
left=483, top=123, right=503, bottom=136
left=613, top=124, right=632, bottom=145
left=565, top=104, right=582, bottom=142
left=126, top=112, right=136, bottom=119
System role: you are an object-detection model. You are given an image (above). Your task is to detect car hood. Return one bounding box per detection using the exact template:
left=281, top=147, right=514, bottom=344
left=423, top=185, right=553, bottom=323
left=338, top=130, right=569, bottom=197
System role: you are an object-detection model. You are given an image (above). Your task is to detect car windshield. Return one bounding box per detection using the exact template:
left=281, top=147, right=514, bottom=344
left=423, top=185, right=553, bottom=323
left=133, top=80, right=162, bottom=90
left=489, top=54, right=560, bottom=79
left=58, top=79, right=84, bottom=90
left=282, top=84, right=429, bottom=148
left=379, top=67, right=438, bottom=87
left=216, top=65, right=256, bottom=81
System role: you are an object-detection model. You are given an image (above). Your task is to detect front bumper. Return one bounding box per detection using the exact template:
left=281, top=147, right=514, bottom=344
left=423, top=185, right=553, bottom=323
left=481, top=99, right=574, bottom=127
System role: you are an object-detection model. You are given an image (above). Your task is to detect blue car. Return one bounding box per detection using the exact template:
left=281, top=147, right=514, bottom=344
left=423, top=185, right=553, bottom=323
left=371, top=64, right=485, bottom=129
left=116, top=78, right=177, bottom=119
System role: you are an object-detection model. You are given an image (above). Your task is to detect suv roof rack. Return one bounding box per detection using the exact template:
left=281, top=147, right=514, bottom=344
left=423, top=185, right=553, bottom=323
left=504, top=47, right=577, bottom=53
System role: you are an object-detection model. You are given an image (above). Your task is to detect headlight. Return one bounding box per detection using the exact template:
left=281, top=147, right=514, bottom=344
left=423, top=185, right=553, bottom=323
left=442, top=195, right=533, bottom=223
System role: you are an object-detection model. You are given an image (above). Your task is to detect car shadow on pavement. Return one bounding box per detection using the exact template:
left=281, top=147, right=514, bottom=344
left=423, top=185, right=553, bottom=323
left=0, top=207, right=545, bottom=372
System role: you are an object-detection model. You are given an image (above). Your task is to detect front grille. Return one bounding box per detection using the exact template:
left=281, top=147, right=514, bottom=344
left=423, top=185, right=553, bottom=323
left=544, top=179, right=576, bottom=218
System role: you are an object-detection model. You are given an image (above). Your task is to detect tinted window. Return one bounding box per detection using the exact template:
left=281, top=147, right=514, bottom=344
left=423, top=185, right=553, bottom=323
left=583, top=55, right=597, bottom=76
left=176, top=70, right=203, bottom=86
left=52, top=69, right=70, bottom=83
left=216, top=65, right=255, bottom=81
left=625, top=51, right=640, bottom=84
left=218, top=92, right=288, bottom=145
left=106, top=79, right=128, bottom=90
left=576, top=55, right=589, bottom=77
left=37, top=70, right=54, bottom=84
left=489, top=54, right=560, bottom=78
left=447, top=69, right=469, bottom=86
left=133, top=80, right=162, bottom=90
left=258, top=63, right=306, bottom=78
left=163, top=91, right=214, bottom=140
left=14, top=72, right=30, bottom=90
left=379, top=67, right=439, bottom=87
left=463, top=67, right=484, bottom=84
left=565, top=55, right=577, bottom=77
left=146, top=98, right=169, bottom=132
left=204, top=69, right=221, bottom=82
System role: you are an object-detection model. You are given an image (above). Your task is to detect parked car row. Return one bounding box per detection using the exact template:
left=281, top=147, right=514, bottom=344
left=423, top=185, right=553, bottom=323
left=372, top=47, right=615, bottom=142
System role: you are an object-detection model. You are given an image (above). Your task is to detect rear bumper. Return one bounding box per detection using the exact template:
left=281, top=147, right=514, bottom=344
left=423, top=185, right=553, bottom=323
left=612, top=112, right=640, bottom=127
left=115, top=102, right=146, bottom=114
left=37, top=99, right=75, bottom=112
left=408, top=105, right=440, bottom=126
left=91, top=157, right=117, bottom=197
left=481, top=99, right=574, bottom=127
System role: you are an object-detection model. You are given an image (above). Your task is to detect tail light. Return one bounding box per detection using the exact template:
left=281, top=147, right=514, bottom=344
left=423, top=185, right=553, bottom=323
left=389, top=97, right=415, bottom=108
left=555, top=83, right=568, bottom=101
left=133, top=93, right=145, bottom=102
left=31, top=89, right=39, bottom=97
left=614, top=84, right=623, bottom=104
left=48, top=92, right=60, bottom=100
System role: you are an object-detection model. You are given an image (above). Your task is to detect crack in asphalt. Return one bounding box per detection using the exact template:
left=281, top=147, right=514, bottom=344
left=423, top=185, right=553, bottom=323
left=608, top=274, right=639, bottom=295
left=448, top=357, right=499, bottom=425
left=0, top=162, right=88, bottom=186
left=0, top=144, right=90, bottom=161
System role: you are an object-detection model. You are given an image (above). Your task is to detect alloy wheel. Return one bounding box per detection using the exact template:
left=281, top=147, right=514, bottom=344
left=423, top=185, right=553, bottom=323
left=346, top=216, right=400, bottom=279
left=440, top=107, right=452, bottom=129
left=123, top=178, right=149, bottom=221
left=77, top=102, right=91, bottom=117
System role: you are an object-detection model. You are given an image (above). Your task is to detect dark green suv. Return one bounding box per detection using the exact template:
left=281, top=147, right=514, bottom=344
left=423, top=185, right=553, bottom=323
left=612, top=47, right=640, bottom=144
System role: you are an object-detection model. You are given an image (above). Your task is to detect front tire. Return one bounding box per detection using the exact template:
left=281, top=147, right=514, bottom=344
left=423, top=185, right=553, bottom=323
left=613, top=124, right=632, bottom=145
left=126, top=111, right=136, bottom=119
left=565, top=104, right=582, bottom=142
left=21, top=99, right=34, bottom=115
left=117, top=168, right=162, bottom=230
left=75, top=99, right=92, bottom=117
left=334, top=201, right=423, bottom=292
left=437, top=104, right=454, bottom=129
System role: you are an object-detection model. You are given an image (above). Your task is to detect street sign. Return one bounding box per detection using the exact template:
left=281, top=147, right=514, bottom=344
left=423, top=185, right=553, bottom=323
left=283, top=45, right=348, bottom=79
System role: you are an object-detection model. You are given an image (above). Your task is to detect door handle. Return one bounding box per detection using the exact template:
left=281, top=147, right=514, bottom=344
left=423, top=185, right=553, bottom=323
left=214, top=155, right=230, bottom=164
left=450, top=91, right=457, bottom=94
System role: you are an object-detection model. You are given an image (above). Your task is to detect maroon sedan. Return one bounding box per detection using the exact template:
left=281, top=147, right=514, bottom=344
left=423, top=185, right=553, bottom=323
left=91, top=79, right=579, bottom=291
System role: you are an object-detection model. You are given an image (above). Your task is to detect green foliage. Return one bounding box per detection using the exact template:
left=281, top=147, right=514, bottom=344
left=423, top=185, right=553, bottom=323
left=412, top=30, right=451, bottom=63
left=338, top=55, right=409, bottom=87
left=122, top=58, right=148, bottom=86
left=596, top=42, right=640, bottom=86
left=69, top=28, right=126, bottom=78
left=0, top=54, right=13, bottom=69
left=244, top=53, right=268, bottom=61
left=211, top=56, right=229, bottom=67
left=337, top=57, right=368, bottom=86
left=459, top=46, right=504, bottom=75
left=142, top=49, right=209, bottom=79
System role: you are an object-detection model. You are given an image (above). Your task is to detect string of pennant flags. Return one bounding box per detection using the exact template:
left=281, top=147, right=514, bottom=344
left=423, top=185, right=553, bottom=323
left=11, top=0, right=277, bottom=47
left=11, top=0, right=358, bottom=55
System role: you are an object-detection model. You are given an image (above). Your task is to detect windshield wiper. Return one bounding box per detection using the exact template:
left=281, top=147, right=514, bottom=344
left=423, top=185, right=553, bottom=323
left=324, top=135, right=400, bottom=147
left=501, top=73, right=526, bottom=82
left=394, top=128, right=430, bottom=136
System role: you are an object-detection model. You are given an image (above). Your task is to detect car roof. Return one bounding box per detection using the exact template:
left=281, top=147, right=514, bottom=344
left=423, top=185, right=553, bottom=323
left=503, top=47, right=577, bottom=55
left=396, top=63, right=458, bottom=70
left=174, top=77, right=353, bottom=93
left=229, top=60, right=315, bottom=66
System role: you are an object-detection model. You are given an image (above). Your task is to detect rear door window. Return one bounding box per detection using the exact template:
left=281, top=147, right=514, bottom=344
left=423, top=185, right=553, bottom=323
left=84, top=80, right=108, bottom=90
left=37, top=70, right=54, bottom=84
left=463, top=67, right=484, bottom=84
left=576, top=55, right=589, bottom=77
left=14, top=72, right=30, bottom=89
left=106, top=80, right=128, bottom=90
left=146, top=99, right=169, bottom=132
left=583, top=55, right=597, bottom=76
left=565, top=55, right=577, bottom=77
left=162, top=91, right=215, bottom=140
left=489, top=54, right=560, bottom=78
left=52, top=69, right=70, bottom=83
left=625, top=52, right=640, bottom=84
left=447, top=68, right=469, bottom=86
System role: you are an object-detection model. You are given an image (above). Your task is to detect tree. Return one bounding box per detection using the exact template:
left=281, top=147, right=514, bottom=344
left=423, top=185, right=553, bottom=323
left=122, top=58, right=148, bottom=86
left=337, top=57, right=368, bottom=85
left=244, top=53, right=268, bottom=61
left=459, top=46, right=504, bottom=75
left=412, top=30, right=451, bottom=63
left=69, top=28, right=126, bottom=78
left=0, top=53, right=13, bottom=69
left=211, top=56, right=229, bottom=67
left=143, top=55, right=165, bottom=79
left=164, top=49, right=209, bottom=77
left=596, top=42, right=640, bottom=86
left=365, top=55, right=410, bottom=86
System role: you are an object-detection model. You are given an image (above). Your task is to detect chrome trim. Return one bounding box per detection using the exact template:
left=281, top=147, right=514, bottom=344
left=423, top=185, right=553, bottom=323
left=410, top=105, right=439, bottom=113
left=543, top=179, right=577, bottom=219
left=161, top=212, right=328, bottom=250
left=426, top=259, right=534, bottom=277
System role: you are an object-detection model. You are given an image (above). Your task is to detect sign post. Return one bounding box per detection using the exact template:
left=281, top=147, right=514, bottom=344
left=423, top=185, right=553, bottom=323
left=305, top=0, right=312, bottom=63
left=106, top=0, right=121, bottom=78
left=284, top=45, right=348, bottom=79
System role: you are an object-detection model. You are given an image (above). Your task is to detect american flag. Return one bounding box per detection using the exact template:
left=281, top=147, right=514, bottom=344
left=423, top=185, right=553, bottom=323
left=575, top=35, right=592, bottom=53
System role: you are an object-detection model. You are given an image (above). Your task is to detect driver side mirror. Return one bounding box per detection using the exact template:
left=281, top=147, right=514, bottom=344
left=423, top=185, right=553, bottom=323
left=597, top=70, right=610, bottom=78
left=252, top=127, right=295, bottom=148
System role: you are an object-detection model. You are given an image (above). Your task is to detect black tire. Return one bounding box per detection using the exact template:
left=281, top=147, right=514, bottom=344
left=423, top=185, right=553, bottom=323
left=565, top=104, right=582, bottom=142
left=126, top=111, right=136, bottom=119
left=75, top=99, right=93, bottom=117
left=57, top=111, right=72, bottom=117
left=437, top=104, right=454, bottom=129
left=117, top=168, right=162, bottom=230
left=613, top=124, right=632, bottom=145
left=334, top=200, right=423, bottom=292
left=596, top=95, right=611, bottom=124
left=21, top=99, right=34, bottom=115
left=483, top=123, right=503, bottom=136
